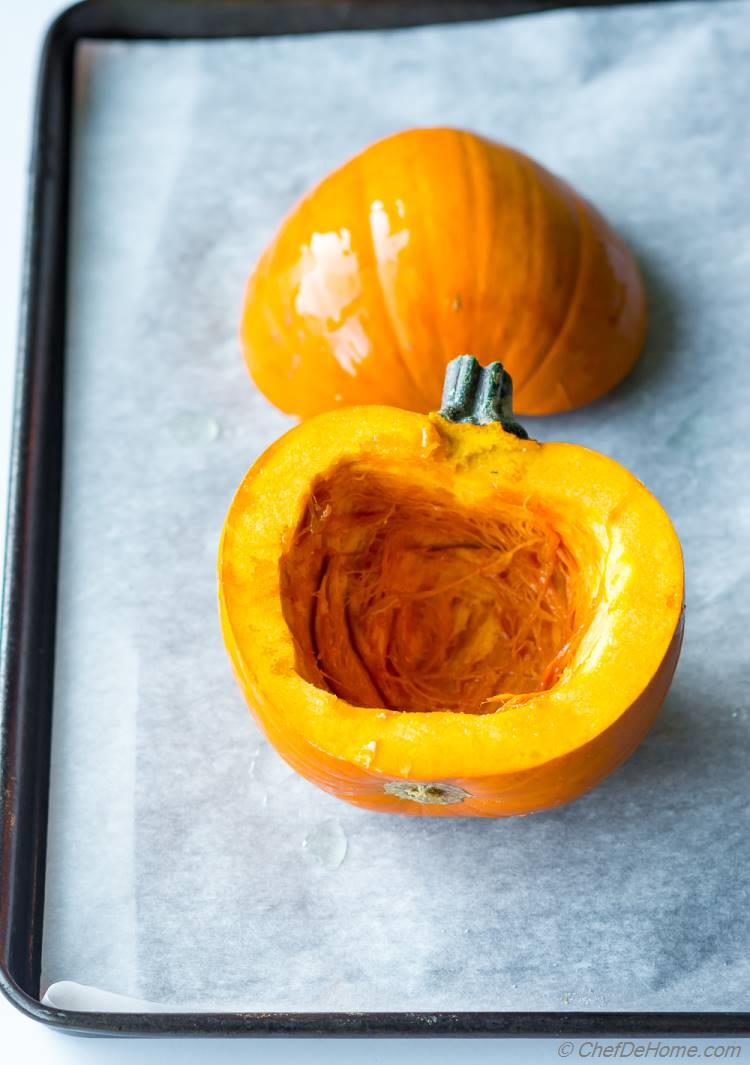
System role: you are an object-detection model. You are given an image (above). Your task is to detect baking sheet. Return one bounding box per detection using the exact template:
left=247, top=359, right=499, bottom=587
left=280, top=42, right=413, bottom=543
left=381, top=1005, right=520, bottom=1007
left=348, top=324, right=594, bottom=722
left=42, top=0, right=750, bottom=1012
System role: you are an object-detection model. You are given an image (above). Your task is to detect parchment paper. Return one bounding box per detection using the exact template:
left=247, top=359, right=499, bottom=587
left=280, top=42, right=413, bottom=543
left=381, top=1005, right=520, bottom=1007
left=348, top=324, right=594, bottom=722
left=42, top=0, right=750, bottom=1012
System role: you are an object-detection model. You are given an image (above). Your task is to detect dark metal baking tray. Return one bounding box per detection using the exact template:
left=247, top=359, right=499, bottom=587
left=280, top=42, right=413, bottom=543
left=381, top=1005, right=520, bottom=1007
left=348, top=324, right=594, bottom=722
left=1, top=0, right=746, bottom=1039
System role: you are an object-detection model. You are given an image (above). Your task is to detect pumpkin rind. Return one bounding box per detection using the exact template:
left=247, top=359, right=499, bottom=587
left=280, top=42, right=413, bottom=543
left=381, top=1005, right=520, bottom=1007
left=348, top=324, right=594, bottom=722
left=218, top=385, right=684, bottom=818
left=241, top=127, right=647, bottom=418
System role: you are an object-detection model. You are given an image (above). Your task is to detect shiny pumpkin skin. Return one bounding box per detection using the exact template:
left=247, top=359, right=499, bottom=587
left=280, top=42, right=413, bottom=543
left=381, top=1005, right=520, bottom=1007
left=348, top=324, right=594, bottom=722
left=241, top=127, right=647, bottom=418
left=218, top=408, right=684, bottom=818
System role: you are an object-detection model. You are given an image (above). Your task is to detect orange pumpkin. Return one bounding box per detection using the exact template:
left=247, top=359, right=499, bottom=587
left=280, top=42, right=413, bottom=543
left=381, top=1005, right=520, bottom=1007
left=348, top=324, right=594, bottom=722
left=218, top=357, right=683, bottom=817
left=241, top=127, right=647, bottom=419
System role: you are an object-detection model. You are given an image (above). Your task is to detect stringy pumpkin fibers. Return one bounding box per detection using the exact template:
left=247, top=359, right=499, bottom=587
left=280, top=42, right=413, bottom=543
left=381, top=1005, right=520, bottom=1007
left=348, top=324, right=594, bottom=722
left=280, top=462, right=592, bottom=714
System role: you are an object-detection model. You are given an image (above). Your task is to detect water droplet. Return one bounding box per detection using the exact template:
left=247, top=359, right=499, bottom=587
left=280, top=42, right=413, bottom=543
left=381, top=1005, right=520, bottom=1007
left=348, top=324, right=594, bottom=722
left=252, top=745, right=295, bottom=786
left=167, top=411, right=220, bottom=446
left=303, top=819, right=347, bottom=871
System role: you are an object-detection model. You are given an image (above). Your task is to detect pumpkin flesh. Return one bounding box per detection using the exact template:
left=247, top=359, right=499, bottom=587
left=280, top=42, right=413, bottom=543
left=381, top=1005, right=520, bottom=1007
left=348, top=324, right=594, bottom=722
left=280, top=462, right=596, bottom=715
left=219, top=409, right=684, bottom=816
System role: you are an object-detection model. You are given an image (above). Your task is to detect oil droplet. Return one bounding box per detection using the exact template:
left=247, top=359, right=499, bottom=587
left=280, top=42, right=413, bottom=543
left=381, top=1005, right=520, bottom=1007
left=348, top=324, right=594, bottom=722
left=303, top=819, right=347, bottom=871
left=168, top=411, right=220, bottom=446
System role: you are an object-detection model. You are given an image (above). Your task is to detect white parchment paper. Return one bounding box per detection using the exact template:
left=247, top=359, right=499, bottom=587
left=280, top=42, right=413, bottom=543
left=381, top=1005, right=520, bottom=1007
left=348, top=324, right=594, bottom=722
left=42, top=0, right=750, bottom=1012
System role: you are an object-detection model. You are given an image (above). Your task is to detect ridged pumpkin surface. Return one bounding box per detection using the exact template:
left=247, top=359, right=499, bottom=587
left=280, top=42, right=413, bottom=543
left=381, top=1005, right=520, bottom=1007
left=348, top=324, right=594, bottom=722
left=218, top=406, right=683, bottom=818
left=241, top=127, right=647, bottom=418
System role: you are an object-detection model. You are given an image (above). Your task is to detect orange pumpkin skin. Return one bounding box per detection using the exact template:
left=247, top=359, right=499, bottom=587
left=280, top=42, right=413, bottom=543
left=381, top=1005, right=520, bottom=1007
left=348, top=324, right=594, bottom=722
left=220, top=616, right=683, bottom=819
left=218, top=389, right=684, bottom=818
left=241, top=127, right=647, bottom=418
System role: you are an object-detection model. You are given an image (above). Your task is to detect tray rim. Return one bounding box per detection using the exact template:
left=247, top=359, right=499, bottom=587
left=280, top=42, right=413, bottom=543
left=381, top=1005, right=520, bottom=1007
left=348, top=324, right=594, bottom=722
left=1, top=0, right=748, bottom=1039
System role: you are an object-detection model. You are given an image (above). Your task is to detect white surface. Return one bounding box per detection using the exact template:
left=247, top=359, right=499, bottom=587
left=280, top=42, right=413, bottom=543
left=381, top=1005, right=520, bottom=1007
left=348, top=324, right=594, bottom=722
left=42, top=0, right=750, bottom=1018
left=0, top=1, right=747, bottom=1061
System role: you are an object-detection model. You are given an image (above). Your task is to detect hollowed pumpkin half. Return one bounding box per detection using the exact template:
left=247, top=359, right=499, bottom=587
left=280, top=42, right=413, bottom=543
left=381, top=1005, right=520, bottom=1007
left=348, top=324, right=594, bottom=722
left=219, top=358, right=683, bottom=817
left=241, top=126, right=647, bottom=419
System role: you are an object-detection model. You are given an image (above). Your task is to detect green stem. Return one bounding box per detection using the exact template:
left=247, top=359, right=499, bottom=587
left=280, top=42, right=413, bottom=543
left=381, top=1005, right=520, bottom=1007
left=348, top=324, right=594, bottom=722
left=438, top=355, right=528, bottom=438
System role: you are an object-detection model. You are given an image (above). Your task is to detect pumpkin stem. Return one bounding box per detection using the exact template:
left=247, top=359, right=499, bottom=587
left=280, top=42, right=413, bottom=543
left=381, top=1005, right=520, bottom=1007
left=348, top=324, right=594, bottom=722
left=439, top=355, right=528, bottom=438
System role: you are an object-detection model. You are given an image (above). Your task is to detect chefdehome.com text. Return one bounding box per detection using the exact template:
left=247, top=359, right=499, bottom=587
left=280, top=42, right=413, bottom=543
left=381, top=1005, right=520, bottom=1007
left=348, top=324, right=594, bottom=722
left=557, top=1042, right=742, bottom=1059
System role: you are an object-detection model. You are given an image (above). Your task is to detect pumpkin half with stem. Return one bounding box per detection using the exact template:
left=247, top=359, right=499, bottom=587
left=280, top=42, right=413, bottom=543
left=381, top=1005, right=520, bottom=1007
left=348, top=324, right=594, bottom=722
left=219, top=357, right=683, bottom=817
left=241, top=126, right=647, bottom=419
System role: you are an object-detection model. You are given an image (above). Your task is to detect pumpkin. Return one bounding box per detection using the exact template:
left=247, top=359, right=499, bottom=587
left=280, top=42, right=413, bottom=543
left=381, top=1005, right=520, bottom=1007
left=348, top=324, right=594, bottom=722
left=219, top=356, right=683, bottom=818
left=241, top=127, right=647, bottom=419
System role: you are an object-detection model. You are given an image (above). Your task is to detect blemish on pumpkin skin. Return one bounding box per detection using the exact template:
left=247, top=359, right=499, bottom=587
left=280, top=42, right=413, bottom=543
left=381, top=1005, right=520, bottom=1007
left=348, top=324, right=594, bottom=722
left=384, top=781, right=468, bottom=805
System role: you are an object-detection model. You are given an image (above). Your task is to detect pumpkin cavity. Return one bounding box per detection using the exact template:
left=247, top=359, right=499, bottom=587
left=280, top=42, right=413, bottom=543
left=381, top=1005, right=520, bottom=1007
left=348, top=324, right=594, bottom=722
left=279, top=462, right=596, bottom=715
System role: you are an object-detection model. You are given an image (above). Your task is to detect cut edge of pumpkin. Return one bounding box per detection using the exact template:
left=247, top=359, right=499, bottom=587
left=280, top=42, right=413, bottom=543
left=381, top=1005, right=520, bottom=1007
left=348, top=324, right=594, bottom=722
left=218, top=406, right=684, bottom=784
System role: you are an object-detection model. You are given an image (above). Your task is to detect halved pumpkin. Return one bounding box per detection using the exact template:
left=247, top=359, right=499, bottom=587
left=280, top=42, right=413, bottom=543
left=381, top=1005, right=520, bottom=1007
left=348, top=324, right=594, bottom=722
left=241, top=127, right=647, bottom=419
left=219, top=358, right=684, bottom=817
